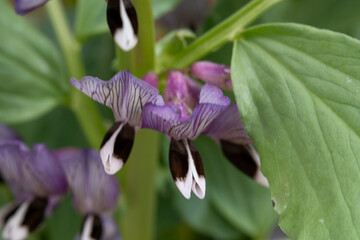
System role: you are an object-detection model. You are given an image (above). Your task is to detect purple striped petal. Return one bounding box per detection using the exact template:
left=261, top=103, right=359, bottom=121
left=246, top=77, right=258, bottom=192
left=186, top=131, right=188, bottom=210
left=59, top=149, right=119, bottom=214
left=14, top=0, right=49, bottom=15
left=142, top=84, right=230, bottom=140
left=0, top=125, right=21, bottom=142
left=164, top=71, right=200, bottom=120
left=203, top=104, right=251, bottom=145
left=70, top=70, right=159, bottom=128
left=0, top=142, right=67, bottom=199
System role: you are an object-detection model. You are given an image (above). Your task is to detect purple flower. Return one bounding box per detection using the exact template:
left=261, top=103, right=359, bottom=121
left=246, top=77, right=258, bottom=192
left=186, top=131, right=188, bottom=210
left=142, top=72, right=159, bottom=89
left=0, top=141, right=67, bottom=240
left=142, top=81, right=230, bottom=199
left=59, top=149, right=120, bottom=240
left=14, top=0, right=49, bottom=15
left=70, top=70, right=160, bottom=175
left=191, top=61, right=233, bottom=90
left=203, top=104, right=268, bottom=187
left=0, top=124, right=21, bottom=142
left=106, top=0, right=138, bottom=51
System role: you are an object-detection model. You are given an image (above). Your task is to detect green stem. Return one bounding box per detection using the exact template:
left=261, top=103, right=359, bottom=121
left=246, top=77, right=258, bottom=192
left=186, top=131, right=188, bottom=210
left=157, top=0, right=283, bottom=72
left=46, top=0, right=106, bottom=148
left=116, top=1, right=158, bottom=240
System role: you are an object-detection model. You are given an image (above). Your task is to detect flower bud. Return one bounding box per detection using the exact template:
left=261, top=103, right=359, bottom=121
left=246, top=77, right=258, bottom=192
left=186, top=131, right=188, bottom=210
left=191, top=61, right=232, bottom=90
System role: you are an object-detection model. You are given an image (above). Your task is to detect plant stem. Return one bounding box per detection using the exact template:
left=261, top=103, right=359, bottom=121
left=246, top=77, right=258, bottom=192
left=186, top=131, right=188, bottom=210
left=46, top=0, right=106, bottom=148
left=115, top=1, right=158, bottom=240
left=157, top=0, right=283, bottom=72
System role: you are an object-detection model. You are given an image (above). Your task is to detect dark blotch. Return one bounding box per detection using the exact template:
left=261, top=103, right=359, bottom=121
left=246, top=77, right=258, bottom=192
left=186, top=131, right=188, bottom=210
left=107, top=0, right=138, bottom=36
left=220, top=141, right=258, bottom=178
left=188, top=140, right=205, bottom=178
left=169, top=138, right=189, bottom=180
left=107, top=0, right=123, bottom=35
left=113, top=123, right=135, bottom=164
left=22, top=197, right=48, bottom=232
left=80, top=214, right=103, bottom=240
left=123, top=0, right=138, bottom=34
left=0, top=172, right=4, bottom=183
left=100, top=121, right=122, bottom=149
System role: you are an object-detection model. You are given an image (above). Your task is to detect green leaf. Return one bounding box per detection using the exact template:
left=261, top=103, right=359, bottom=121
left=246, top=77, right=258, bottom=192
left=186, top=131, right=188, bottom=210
left=155, top=29, right=195, bottom=72
left=0, top=0, right=68, bottom=123
left=231, top=23, right=360, bottom=239
left=152, top=0, right=180, bottom=19
left=195, top=136, right=277, bottom=238
left=75, top=0, right=108, bottom=41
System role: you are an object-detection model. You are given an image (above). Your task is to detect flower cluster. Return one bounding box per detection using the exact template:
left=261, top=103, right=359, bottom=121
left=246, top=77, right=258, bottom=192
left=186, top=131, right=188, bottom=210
left=0, top=125, right=120, bottom=240
left=71, top=62, right=267, bottom=200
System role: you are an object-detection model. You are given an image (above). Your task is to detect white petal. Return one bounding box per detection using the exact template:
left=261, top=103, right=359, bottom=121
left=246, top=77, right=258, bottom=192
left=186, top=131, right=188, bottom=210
left=174, top=171, right=192, bottom=199
left=100, top=123, right=124, bottom=175
left=2, top=202, right=29, bottom=240
left=115, top=0, right=138, bottom=51
left=248, top=145, right=269, bottom=187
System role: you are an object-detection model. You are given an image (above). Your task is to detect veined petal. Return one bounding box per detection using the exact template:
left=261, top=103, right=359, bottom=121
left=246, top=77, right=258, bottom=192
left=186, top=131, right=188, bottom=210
left=107, top=0, right=138, bottom=51
left=142, top=84, right=230, bottom=140
left=0, top=124, right=21, bottom=142
left=164, top=71, right=200, bottom=119
left=169, top=138, right=205, bottom=199
left=100, top=122, right=135, bottom=174
left=59, top=149, right=119, bottom=214
left=14, top=0, right=49, bottom=15
left=70, top=71, right=159, bottom=128
left=203, top=104, right=251, bottom=145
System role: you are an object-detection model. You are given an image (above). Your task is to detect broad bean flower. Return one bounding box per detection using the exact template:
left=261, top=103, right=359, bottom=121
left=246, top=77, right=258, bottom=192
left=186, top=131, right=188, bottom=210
left=0, top=139, right=67, bottom=240
left=142, top=71, right=231, bottom=199
left=70, top=70, right=160, bottom=175
left=59, top=149, right=120, bottom=240
left=203, top=104, right=268, bottom=186
left=106, top=0, right=138, bottom=51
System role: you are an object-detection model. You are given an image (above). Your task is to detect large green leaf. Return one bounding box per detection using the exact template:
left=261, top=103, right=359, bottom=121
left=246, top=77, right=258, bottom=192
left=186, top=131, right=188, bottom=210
left=231, top=23, right=360, bottom=239
left=75, top=0, right=108, bottom=41
left=0, top=0, right=68, bottom=123
left=195, top=136, right=277, bottom=238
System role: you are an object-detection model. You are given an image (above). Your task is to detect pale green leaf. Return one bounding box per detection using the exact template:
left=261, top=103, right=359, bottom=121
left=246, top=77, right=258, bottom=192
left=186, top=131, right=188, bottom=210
left=232, top=23, right=360, bottom=239
left=0, top=0, right=68, bottom=123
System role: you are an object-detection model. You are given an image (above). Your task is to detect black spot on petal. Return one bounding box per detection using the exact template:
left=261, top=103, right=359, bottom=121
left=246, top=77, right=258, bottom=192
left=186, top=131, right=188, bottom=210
left=22, top=197, right=48, bottom=232
left=91, top=214, right=103, bottom=240
left=169, top=138, right=188, bottom=180
left=113, top=123, right=135, bottom=164
left=123, top=0, right=138, bottom=35
left=107, top=0, right=122, bottom=35
left=220, top=141, right=258, bottom=178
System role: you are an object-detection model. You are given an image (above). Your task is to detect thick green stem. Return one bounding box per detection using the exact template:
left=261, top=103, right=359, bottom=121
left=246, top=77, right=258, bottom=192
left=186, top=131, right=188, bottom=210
left=46, top=0, right=106, bottom=148
left=157, top=0, right=283, bottom=72
left=116, top=1, right=158, bottom=240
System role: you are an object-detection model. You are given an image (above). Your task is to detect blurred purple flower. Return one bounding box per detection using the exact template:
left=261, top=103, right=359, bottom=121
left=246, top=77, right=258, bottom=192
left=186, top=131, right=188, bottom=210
left=14, top=0, right=49, bottom=15
left=70, top=70, right=160, bottom=175
left=59, top=149, right=120, bottom=240
left=142, top=72, right=159, bottom=89
left=203, top=104, right=268, bottom=187
left=142, top=75, right=230, bottom=199
left=191, top=61, right=233, bottom=90
left=0, top=141, right=67, bottom=240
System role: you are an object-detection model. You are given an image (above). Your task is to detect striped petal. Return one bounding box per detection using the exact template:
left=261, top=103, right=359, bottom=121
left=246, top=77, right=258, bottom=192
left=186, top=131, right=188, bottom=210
left=14, top=0, right=49, bottom=15
left=59, top=149, right=119, bottom=214
left=0, top=142, right=67, bottom=199
left=107, top=0, right=138, bottom=51
left=70, top=70, right=159, bottom=128
left=142, top=84, right=230, bottom=140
